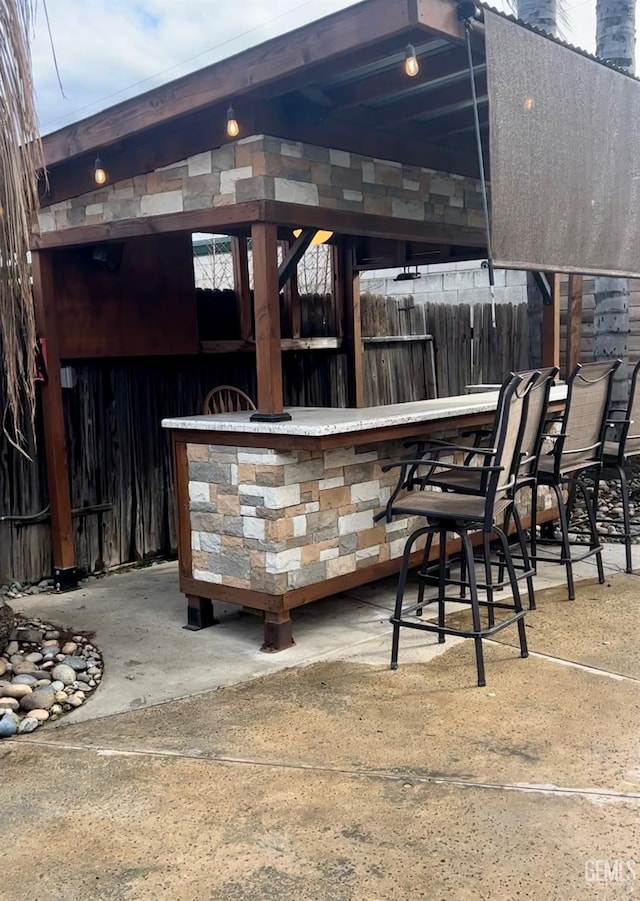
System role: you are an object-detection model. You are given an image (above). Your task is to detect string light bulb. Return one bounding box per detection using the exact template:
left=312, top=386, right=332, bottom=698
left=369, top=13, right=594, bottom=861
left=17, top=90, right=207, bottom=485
left=94, top=156, right=106, bottom=185
left=226, top=105, right=239, bottom=138
left=404, top=44, right=419, bottom=77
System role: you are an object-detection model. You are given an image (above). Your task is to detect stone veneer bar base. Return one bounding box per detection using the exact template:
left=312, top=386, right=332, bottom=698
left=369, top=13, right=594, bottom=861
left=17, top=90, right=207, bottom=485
left=173, top=435, right=557, bottom=650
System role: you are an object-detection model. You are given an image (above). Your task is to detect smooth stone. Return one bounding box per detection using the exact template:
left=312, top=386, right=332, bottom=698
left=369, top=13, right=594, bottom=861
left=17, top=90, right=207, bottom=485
left=25, top=652, right=43, bottom=664
left=54, top=691, right=67, bottom=703
left=18, top=718, right=40, bottom=733
left=0, top=684, right=32, bottom=700
left=0, top=714, right=19, bottom=737
left=72, top=636, right=83, bottom=642
left=51, top=664, right=76, bottom=685
left=64, top=656, right=88, bottom=672
left=41, top=661, right=54, bottom=670
left=44, top=631, right=60, bottom=640
left=61, top=642, right=78, bottom=655
left=55, top=654, right=66, bottom=661
left=42, top=647, right=60, bottom=657
left=5, top=642, right=19, bottom=656
left=13, top=662, right=38, bottom=675
left=76, top=672, right=91, bottom=683
left=66, top=694, right=84, bottom=708
left=0, top=660, right=7, bottom=677
left=21, top=688, right=55, bottom=711
left=24, top=708, right=49, bottom=721
left=85, top=644, right=94, bottom=652
left=14, top=629, right=43, bottom=643
left=88, top=666, right=100, bottom=676
left=50, top=681, right=64, bottom=691
left=51, top=704, right=63, bottom=715
left=9, top=654, right=24, bottom=665
left=30, top=670, right=52, bottom=680
left=11, top=675, right=37, bottom=686
left=0, top=698, right=19, bottom=711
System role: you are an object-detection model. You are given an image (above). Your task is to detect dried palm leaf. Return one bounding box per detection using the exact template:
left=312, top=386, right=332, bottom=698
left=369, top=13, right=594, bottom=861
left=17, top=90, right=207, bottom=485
left=0, top=0, right=43, bottom=452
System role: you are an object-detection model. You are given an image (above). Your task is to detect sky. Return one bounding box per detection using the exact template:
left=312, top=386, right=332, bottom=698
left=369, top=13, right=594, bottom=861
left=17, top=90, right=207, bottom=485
left=30, top=0, right=612, bottom=136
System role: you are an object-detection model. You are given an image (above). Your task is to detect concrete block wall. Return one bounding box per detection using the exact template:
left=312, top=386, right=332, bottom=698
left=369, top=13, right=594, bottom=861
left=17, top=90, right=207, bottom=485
left=361, top=260, right=527, bottom=306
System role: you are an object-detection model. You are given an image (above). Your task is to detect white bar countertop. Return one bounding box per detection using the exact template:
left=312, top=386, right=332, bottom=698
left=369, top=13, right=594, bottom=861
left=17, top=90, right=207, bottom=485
left=162, top=385, right=567, bottom=438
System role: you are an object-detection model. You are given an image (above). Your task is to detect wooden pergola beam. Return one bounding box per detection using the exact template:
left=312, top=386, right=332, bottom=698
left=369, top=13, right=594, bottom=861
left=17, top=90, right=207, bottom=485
left=231, top=236, right=252, bottom=341
left=542, top=272, right=561, bottom=370
left=32, top=199, right=486, bottom=253
left=565, top=273, right=584, bottom=377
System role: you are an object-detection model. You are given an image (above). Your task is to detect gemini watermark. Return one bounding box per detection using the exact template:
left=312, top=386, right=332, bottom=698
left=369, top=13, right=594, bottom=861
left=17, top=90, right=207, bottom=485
left=585, top=859, right=637, bottom=884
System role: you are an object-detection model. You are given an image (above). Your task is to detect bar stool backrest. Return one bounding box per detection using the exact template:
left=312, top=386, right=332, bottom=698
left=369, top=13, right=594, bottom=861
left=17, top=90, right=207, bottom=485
left=488, top=373, right=534, bottom=506
left=621, top=359, right=640, bottom=456
left=516, top=366, right=559, bottom=477
left=557, top=361, right=619, bottom=471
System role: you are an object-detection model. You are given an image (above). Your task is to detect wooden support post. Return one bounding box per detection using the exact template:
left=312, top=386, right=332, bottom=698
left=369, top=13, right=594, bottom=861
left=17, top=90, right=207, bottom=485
left=261, top=610, right=294, bottom=652
left=184, top=594, right=218, bottom=630
left=542, top=272, right=560, bottom=370
left=281, top=240, right=302, bottom=339
left=31, top=250, right=77, bottom=591
left=231, top=236, right=252, bottom=340
left=337, top=239, right=364, bottom=407
left=331, top=244, right=345, bottom=340
left=251, top=223, right=287, bottom=418
left=565, top=274, right=584, bottom=379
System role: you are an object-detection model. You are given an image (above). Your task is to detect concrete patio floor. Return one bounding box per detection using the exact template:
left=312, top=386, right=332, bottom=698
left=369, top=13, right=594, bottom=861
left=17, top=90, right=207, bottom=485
left=1, top=546, right=639, bottom=899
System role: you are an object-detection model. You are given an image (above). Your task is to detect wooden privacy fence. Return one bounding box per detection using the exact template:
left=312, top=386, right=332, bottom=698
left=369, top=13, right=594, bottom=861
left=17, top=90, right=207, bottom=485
left=0, top=292, right=528, bottom=583
left=360, top=294, right=529, bottom=403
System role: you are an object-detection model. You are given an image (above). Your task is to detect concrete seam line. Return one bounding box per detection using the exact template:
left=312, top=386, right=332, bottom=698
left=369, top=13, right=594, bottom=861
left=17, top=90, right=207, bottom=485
left=10, top=738, right=640, bottom=804
left=485, top=639, right=639, bottom=683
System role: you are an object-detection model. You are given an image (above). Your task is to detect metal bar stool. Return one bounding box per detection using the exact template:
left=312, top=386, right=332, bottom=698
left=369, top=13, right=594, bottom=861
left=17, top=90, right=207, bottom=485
left=380, top=373, right=533, bottom=687
left=595, top=358, right=640, bottom=573
left=533, top=361, right=619, bottom=599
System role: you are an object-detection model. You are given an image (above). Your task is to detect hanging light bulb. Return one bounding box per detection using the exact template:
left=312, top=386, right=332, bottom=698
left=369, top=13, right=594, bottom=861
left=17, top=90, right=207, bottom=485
left=94, top=155, right=107, bottom=185
left=404, top=44, right=419, bottom=77
left=226, top=105, right=239, bottom=138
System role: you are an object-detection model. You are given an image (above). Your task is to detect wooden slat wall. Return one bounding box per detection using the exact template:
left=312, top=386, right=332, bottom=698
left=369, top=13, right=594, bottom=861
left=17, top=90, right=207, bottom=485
left=559, top=276, right=640, bottom=371
left=0, top=291, right=526, bottom=583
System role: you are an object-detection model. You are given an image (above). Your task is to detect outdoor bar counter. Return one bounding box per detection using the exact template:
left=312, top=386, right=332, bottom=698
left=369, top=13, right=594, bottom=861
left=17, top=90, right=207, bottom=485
left=163, top=387, right=566, bottom=650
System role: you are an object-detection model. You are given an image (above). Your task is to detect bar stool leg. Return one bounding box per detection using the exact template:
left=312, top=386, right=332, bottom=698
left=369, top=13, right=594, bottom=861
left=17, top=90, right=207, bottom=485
left=530, top=483, right=539, bottom=573
left=460, top=529, right=485, bottom=687
left=576, top=473, right=605, bottom=584
left=437, top=527, right=448, bottom=642
left=553, top=481, right=575, bottom=600
left=483, top=532, right=495, bottom=628
left=496, top=526, right=528, bottom=659
left=390, top=526, right=430, bottom=670
left=618, top=465, right=633, bottom=574
left=513, top=505, right=536, bottom=610
left=416, top=531, right=435, bottom=617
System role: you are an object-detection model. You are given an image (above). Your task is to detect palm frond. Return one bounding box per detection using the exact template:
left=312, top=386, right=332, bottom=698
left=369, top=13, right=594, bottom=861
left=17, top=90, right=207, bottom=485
left=0, top=0, right=43, bottom=452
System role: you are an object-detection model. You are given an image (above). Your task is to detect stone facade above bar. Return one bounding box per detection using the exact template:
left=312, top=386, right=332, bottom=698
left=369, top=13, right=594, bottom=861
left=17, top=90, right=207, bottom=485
left=37, top=135, right=485, bottom=234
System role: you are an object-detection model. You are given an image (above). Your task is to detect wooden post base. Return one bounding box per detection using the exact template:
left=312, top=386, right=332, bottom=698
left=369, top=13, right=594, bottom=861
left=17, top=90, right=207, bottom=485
left=261, top=611, right=295, bottom=653
left=183, top=595, right=219, bottom=631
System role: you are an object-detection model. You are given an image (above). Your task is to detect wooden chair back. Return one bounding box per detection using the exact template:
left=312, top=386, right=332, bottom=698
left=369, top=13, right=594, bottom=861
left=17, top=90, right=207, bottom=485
left=203, top=385, right=256, bottom=415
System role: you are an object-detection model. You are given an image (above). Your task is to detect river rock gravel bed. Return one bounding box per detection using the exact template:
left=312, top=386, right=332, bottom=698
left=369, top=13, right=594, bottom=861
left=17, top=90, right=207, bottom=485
left=0, top=618, right=103, bottom=737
